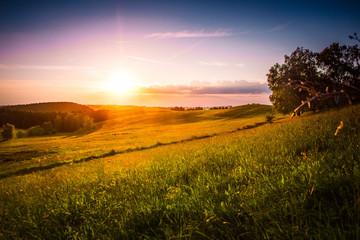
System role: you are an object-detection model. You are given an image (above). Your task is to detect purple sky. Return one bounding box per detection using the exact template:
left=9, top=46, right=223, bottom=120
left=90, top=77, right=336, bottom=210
left=1, top=0, right=359, bottom=106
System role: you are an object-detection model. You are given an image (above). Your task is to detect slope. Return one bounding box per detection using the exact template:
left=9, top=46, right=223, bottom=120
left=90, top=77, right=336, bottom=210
left=0, top=104, right=359, bottom=239
left=0, top=104, right=273, bottom=178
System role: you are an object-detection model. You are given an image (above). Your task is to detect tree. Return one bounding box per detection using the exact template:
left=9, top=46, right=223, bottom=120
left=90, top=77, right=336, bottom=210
left=54, top=114, right=64, bottom=132
left=349, top=32, right=360, bottom=43
left=93, top=109, right=109, bottom=122
left=267, top=42, right=360, bottom=116
left=41, top=121, right=55, bottom=135
left=267, top=48, right=318, bottom=114
left=63, top=113, right=82, bottom=132
left=81, top=115, right=95, bottom=131
left=1, top=123, right=15, bottom=140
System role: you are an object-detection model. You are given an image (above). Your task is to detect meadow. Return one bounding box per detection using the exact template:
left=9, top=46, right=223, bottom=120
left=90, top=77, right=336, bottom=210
left=0, top=104, right=359, bottom=239
left=0, top=104, right=272, bottom=178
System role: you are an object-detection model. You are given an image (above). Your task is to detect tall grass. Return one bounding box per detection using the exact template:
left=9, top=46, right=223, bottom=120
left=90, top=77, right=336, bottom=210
left=0, top=105, right=272, bottom=176
left=0, top=105, right=359, bottom=239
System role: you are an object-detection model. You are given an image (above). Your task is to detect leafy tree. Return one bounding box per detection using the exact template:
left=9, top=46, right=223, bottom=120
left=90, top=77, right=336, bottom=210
left=41, top=121, right=56, bottom=135
left=267, top=48, right=317, bottom=114
left=93, top=109, right=109, bottom=122
left=54, top=114, right=64, bottom=132
left=27, top=125, right=45, bottom=136
left=16, top=130, right=27, bottom=138
left=1, top=123, right=15, bottom=140
left=267, top=42, right=360, bottom=115
left=81, top=115, right=95, bottom=131
left=63, top=113, right=82, bottom=132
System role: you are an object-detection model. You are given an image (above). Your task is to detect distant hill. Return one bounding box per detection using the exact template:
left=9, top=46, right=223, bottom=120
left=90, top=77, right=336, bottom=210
left=1, top=102, right=94, bottom=114
left=216, top=104, right=273, bottom=118
left=0, top=102, right=108, bottom=130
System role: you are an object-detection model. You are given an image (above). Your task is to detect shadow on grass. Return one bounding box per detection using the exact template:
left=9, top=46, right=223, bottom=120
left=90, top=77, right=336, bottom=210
left=61, top=126, right=101, bottom=139
left=150, top=111, right=207, bottom=126
left=0, top=150, right=57, bottom=164
left=216, top=104, right=273, bottom=119
left=0, top=121, right=268, bottom=179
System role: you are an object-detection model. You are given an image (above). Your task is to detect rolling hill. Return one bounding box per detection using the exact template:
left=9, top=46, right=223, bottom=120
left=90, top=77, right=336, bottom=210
left=1, top=102, right=94, bottom=113
left=0, top=103, right=359, bottom=239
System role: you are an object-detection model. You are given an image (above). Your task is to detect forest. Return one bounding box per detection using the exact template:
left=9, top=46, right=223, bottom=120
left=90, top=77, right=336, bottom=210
left=0, top=102, right=109, bottom=139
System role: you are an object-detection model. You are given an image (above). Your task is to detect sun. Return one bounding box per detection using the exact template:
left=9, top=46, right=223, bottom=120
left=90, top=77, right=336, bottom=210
left=105, top=71, right=136, bottom=93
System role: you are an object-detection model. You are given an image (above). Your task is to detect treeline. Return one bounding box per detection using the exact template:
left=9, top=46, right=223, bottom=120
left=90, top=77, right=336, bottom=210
left=0, top=102, right=109, bottom=140
left=187, top=107, right=204, bottom=111
left=170, top=106, right=232, bottom=111
left=0, top=108, right=108, bottom=130
left=0, top=109, right=57, bottom=129
left=210, top=106, right=231, bottom=110
left=170, top=107, right=204, bottom=111
left=3, top=102, right=94, bottom=113
left=170, top=107, right=185, bottom=111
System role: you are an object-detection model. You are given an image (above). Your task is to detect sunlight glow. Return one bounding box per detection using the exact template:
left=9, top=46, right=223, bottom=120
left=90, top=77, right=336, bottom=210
left=105, top=71, right=136, bottom=94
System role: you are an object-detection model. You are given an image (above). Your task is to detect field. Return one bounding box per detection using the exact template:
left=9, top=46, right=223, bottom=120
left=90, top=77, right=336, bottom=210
left=1, top=104, right=359, bottom=239
left=0, top=104, right=272, bottom=178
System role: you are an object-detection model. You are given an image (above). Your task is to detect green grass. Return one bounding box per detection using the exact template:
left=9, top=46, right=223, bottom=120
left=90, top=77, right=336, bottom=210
left=0, top=104, right=273, bottom=177
left=0, top=104, right=359, bottom=239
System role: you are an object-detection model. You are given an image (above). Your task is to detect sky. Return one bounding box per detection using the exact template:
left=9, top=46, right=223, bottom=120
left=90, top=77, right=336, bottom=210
left=1, top=0, right=359, bottom=107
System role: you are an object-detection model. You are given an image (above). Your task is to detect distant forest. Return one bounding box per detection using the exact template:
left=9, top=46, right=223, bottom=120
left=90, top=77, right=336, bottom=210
left=170, top=106, right=231, bottom=111
left=0, top=102, right=109, bottom=134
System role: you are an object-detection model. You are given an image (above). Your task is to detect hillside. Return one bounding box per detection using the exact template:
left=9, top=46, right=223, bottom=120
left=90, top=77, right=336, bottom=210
left=0, top=104, right=359, bottom=239
left=0, top=104, right=273, bottom=177
left=215, top=104, right=273, bottom=118
left=0, top=102, right=108, bottom=130
left=1, top=102, right=94, bottom=113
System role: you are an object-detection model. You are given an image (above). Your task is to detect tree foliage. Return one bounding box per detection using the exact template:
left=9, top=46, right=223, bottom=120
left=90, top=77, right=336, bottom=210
left=0, top=102, right=109, bottom=135
left=1, top=123, right=15, bottom=141
left=349, top=32, right=360, bottom=43
left=267, top=42, right=360, bottom=115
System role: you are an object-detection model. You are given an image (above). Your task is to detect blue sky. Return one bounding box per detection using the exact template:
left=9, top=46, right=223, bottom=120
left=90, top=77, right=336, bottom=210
left=1, top=0, right=359, bottom=106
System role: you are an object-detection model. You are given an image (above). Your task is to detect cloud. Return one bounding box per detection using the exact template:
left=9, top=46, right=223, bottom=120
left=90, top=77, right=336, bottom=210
left=0, top=64, right=92, bottom=71
left=137, top=80, right=270, bottom=95
left=266, top=22, right=292, bottom=32
left=125, top=55, right=181, bottom=66
left=146, top=29, right=233, bottom=39
left=167, top=41, right=204, bottom=61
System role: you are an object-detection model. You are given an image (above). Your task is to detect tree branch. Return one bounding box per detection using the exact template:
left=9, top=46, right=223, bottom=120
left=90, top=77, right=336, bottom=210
left=349, top=32, right=360, bottom=43
left=326, top=75, right=360, bottom=92
left=290, top=91, right=346, bottom=119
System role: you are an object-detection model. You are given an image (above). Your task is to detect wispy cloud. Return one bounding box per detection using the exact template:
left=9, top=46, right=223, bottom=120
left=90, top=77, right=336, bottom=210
left=137, top=80, right=270, bottom=95
left=146, top=29, right=233, bottom=39
left=167, top=41, right=204, bottom=61
left=0, top=64, right=92, bottom=71
left=125, top=55, right=181, bottom=67
left=266, top=22, right=292, bottom=32
left=198, top=61, right=245, bottom=68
